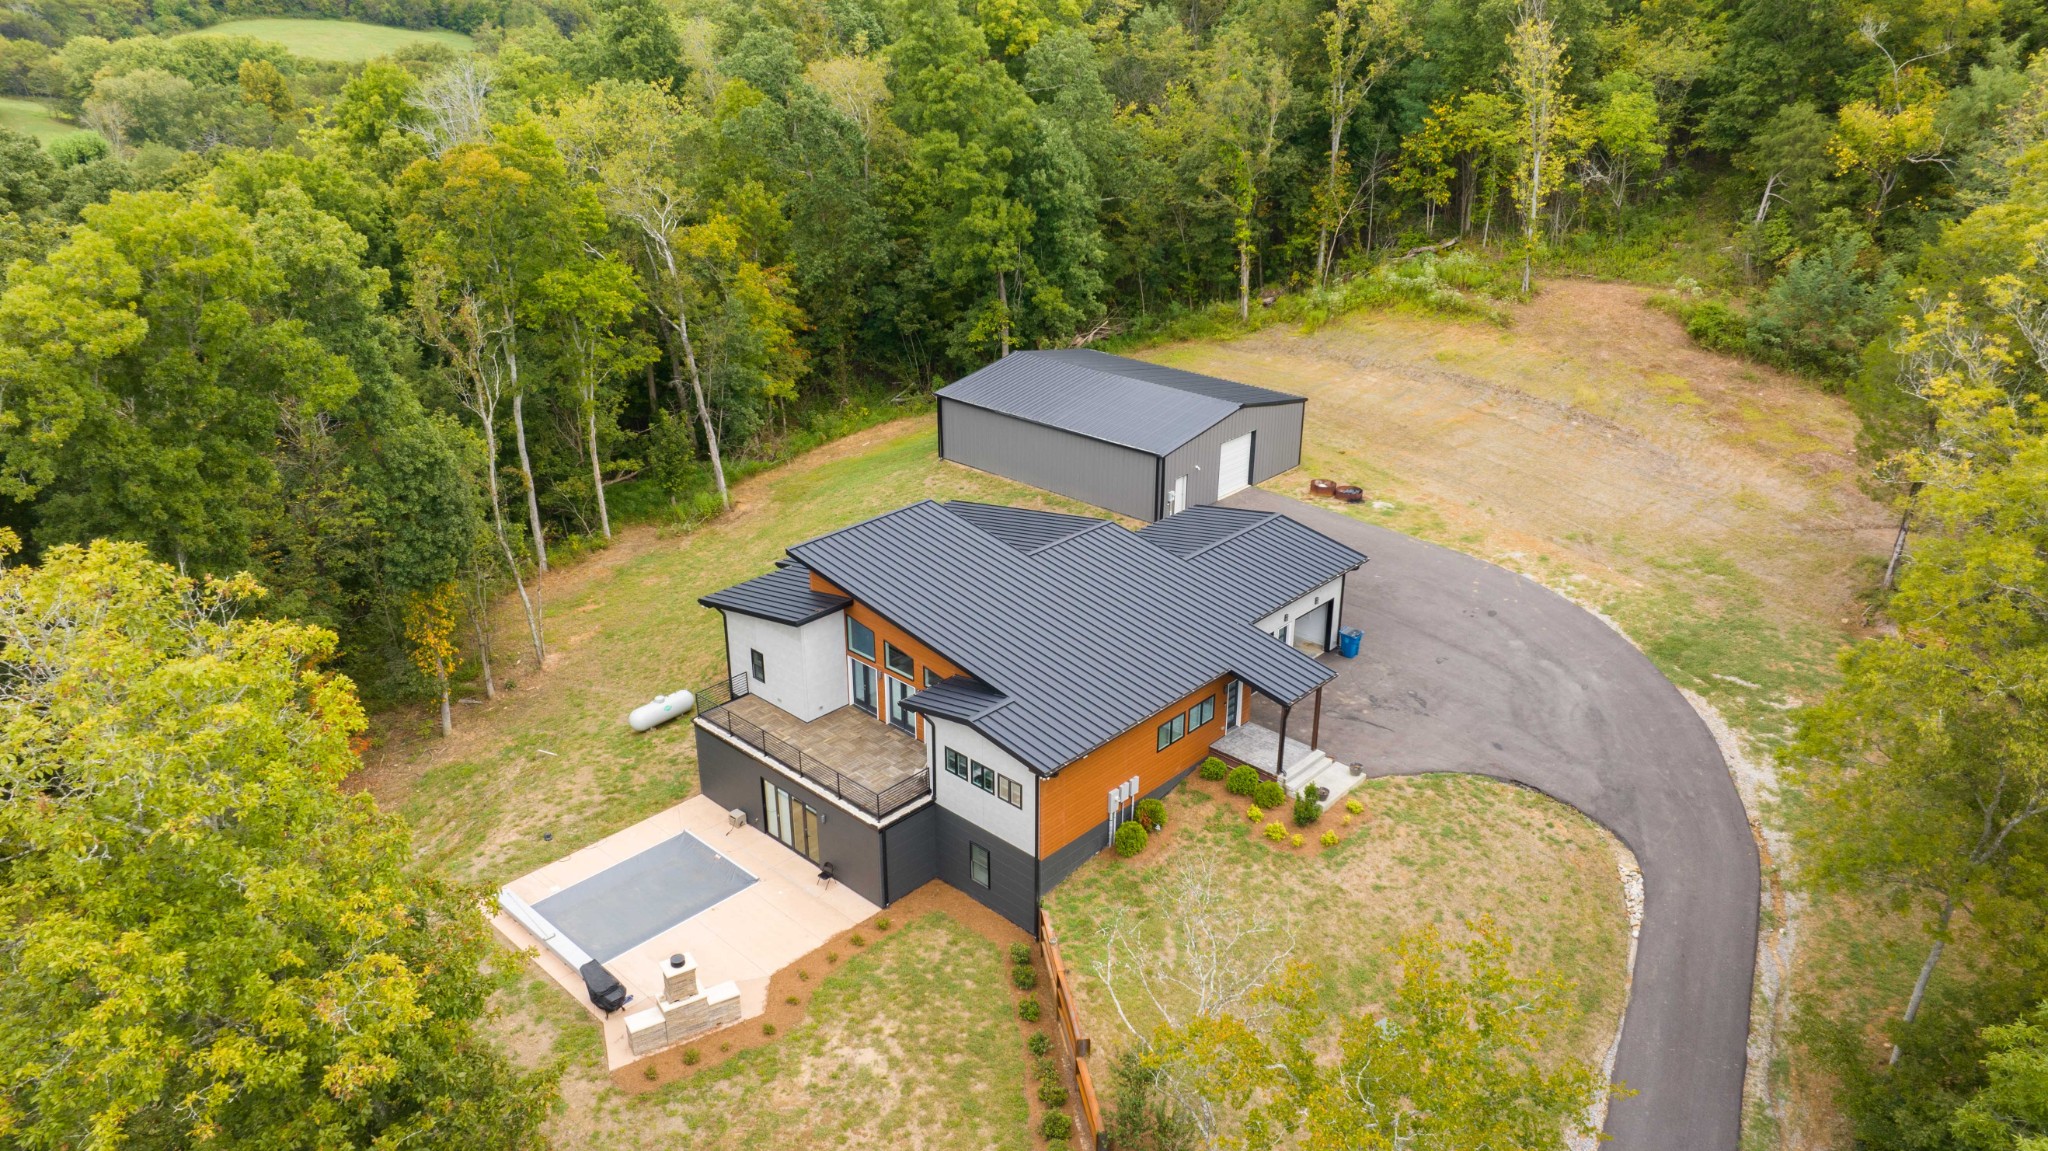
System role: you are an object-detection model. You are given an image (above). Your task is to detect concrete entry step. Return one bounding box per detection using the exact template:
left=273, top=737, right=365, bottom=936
left=1290, top=754, right=1368, bottom=803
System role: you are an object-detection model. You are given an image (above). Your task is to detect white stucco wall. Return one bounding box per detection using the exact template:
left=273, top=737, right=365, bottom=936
left=928, top=716, right=1037, bottom=856
left=1255, top=576, right=1346, bottom=649
left=724, top=610, right=850, bottom=722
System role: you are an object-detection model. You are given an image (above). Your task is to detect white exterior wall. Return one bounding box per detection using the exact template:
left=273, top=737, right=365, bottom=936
left=724, top=610, right=850, bottom=722
left=1254, top=576, right=1346, bottom=649
left=927, top=716, right=1037, bottom=856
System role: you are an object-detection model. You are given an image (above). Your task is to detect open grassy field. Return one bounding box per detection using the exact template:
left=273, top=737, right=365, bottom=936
left=0, top=97, right=80, bottom=143
left=177, top=18, right=473, bottom=61
left=1044, top=772, right=1631, bottom=1070
left=493, top=911, right=1034, bottom=1150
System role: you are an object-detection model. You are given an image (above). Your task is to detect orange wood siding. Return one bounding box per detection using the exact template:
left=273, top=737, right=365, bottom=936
left=1038, top=675, right=1230, bottom=859
left=809, top=571, right=961, bottom=738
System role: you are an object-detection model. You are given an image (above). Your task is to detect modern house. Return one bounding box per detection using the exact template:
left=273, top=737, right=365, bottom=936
left=692, top=500, right=1366, bottom=933
left=936, top=350, right=1306, bottom=521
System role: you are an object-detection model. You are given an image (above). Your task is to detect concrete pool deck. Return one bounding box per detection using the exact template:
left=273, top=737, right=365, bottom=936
left=492, top=794, right=880, bottom=1071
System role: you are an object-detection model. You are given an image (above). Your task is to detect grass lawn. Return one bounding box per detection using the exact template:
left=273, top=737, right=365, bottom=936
left=177, top=18, right=473, bottom=61
left=357, top=420, right=1109, bottom=885
left=1044, top=773, right=1630, bottom=1071
left=0, top=97, right=81, bottom=143
left=493, top=911, right=1033, bottom=1150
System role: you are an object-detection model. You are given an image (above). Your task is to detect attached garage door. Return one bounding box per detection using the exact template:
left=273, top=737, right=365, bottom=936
left=1217, top=433, right=1253, bottom=497
left=1294, top=601, right=1333, bottom=651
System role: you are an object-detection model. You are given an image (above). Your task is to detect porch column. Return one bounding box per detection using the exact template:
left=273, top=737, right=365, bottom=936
left=1311, top=686, right=1323, bottom=750
left=1276, top=702, right=1291, bottom=778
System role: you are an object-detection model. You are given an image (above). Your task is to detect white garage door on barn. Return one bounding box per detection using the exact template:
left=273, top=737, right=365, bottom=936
left=1217, top=433, right=1254, bottom=498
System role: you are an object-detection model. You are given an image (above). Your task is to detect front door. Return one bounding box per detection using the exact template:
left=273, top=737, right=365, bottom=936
left=1164, top=474, right=1188, bottom=517
left=850, top=658, right=878, bottom=716
left=886, top=675, right=916, bottom=734
left=762, top=779, right=822, bottom=863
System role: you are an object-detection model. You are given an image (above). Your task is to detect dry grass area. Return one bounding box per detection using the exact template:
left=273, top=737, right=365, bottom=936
left=1044, top=773, right=1630, bottom=1072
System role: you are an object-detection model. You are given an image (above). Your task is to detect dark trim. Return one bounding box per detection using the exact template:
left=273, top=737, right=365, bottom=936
left=697, top=596, right=850, bottom=627
left=937, top=396, right=947, bottom=460
left=717, top=609, right=732, bottom=688
left=1154, top=453, right=1166, bottom=520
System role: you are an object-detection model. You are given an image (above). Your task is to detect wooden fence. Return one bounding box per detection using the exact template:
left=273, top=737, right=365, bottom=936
left=1038, top=910, right=1106, bottom=1150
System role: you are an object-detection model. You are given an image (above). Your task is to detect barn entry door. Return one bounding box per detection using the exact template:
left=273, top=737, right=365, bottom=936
left=1217, top=433, right=1254, bottom=497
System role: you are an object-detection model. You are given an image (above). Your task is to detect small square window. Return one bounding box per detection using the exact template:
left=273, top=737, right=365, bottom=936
left=884, top=642, right=915, bottom=677
left=945, top=749, right=969, bottom=780
left=997, top=775, right=1023, bottom=808
left=925, top=668, right=941, bottom=688
left=971, top=760, right=995, bottom=793
left=1190, top=695, right=1214, bottom=728
left=749, top=649, right=766, bottom=683
left=969, top=842, right=991, bottom=888
left=847, top=618, right=876, bottom=659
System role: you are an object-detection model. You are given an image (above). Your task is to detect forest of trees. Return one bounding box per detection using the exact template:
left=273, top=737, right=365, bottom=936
left=5, top=0, right=2048, bottom=1144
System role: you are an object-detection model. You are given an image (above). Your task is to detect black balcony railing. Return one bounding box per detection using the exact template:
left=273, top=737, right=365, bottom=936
left=696, top=673, right=931, bottom=821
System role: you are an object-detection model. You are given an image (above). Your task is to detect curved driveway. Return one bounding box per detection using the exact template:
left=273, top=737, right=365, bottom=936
left=1230, top=489, right=1759, bottom=1151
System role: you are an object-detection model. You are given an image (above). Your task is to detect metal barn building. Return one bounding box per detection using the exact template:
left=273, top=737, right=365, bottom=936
left=935, top=350, right=1306, bottom=521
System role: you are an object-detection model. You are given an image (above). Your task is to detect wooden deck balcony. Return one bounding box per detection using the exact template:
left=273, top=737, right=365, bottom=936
left=696, top=675, right=931, bottom=821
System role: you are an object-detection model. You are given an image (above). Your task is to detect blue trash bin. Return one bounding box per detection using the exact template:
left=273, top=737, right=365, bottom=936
left=1337, top=627, right=1363, bottom=658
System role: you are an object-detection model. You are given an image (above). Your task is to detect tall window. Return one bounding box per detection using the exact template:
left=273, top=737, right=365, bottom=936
left=884, top=642, right=915, bottom=678
left=1189, top=695, right=1214, bottom=729
left=750, top=649, right=766, bottom=683
left=850, top=659, right=877, bottom=712
left=848, top=617, right=876, bottom=659
left=997, top=775, right=1024, bottom=808
left=969, top=842, right=991, bottom=888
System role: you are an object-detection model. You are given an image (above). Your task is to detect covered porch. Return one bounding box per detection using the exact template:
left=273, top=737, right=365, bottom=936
left=1212, top=669, right=1366, bottom=801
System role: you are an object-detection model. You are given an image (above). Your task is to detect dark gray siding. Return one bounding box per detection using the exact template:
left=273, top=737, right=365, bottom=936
left=882, top=805, right=939, bottom=903
left=1038, top=766, right=1200, bottom=897
left=936, top=806, right=1039, bottom=933
left=695, top=723, right=896, bottom=908
left=940, top=398, right=1158, bottom=521
left=1158, top=402, right=1305, bottom=509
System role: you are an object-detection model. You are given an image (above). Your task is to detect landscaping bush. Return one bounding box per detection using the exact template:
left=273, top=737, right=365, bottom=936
left=1245, top=804, right=1263, bottom=821
left=1113, top=820, right=1149, bottom=857
left=1010, top=942, right=1033, bottom=966
left=1134, top=797, right=1165, bottom=830
left=1225, top=764, right=1259, bottom=795
left=1747, top=233, right=1895, bottom=380
left=1199, top=756, right=1230, bottom=781
left=1264, top=821, right=1287, bottom=842
left=1345, top=797, right=1365, bottom=816
left=1029, top=1032, right=1052, bottom=1056
left=682, top=1047, right=701, bottom=1065
left=1292, top=795, right=1323, bottom=825
left=1013, top=964, right=1039, bottom=990
left=762, top=1022, right=776, bottom=1035
left=875, top=917, right=891, bottom=931
left=1040, top=1081, right=1070, bottom=1108
left=1290, top=833, right=1305, bottom=848
left=1321, top=830, right=1339, bottom=847
left=1042, top=1113, right=1074, bottom=1140
left=1019, top=998, right=1041, bottom=1022
left=1253, top=780, right=1287, bottom=809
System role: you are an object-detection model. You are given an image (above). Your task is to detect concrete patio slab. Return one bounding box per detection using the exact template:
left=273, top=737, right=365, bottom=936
left=492, top=794, right=879, bottom=1071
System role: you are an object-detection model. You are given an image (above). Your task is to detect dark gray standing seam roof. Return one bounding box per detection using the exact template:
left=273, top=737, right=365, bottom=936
left=1138, top=505, right=1367, bottom=621
left=698, top=563, right=851, bottom=626
left=937, top=350, right=1303, bottom=457
left=787, top=501, right=1333, bottom=776
left=940, top=501, right=1109, bottom=554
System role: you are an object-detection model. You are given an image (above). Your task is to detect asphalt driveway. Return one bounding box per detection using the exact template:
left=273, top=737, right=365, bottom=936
left=1229, top=489, right=1759, bottom=1151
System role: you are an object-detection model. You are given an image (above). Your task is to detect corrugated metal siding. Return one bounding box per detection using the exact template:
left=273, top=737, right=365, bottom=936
left=1158, top=402, right=1305, bottom=508
left=940, top=399, right=1159, bottom=520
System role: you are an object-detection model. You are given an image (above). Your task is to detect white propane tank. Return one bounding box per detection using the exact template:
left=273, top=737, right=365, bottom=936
left=629, top=691, right=695, bottom=732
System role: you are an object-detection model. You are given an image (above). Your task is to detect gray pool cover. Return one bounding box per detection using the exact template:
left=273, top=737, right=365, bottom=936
left=533, top=833, right=757, bottom=962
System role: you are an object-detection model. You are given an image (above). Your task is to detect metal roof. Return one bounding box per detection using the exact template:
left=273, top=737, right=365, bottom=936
left=1138, top=505, right=1367, bottom=620
left=938, top=350, right=1303, bottom=457
left=697, top=562, right=851, bottom=625
left=904, top=674, right=1011, bottom=721
left=784, top=501, right=1335, bottom=776
left=939, top=501, right=1108, bottom=554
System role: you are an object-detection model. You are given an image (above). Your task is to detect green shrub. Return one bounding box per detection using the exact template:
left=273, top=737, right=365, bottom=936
left=1290, top=833, right=1305, bottom=848
left=1035, top=1054, right=1059, bottom=1081
left=1040, top=1080, right=1070, bottom=1108
left=1134, top=797, right=1166, bottom=830
left=850, top=933, right=865, bottom=947
left=1042, top=1112, right=1074, bottom=1140
left=1013, top=963, right=1039, bottom=990
left=762, top=1022, right=776, bottom=1036
left=1345, top=797, right=1365, bottom=816
left=1292, top=795, right=1323, bottom=826
left=1747, top=233, right=1896, bottom=381
left=682, top=1047, right=701, bottom=1065
left=1321, top=830, right=1339, bottom=847
left=1010, top=942, right=1033, bottom=966
left=1028, top=1032, right=1052, bottom=1056
left=1199, top=756, right=1230, bottom=781
left=875, top=917, right=890, bottom=931
left=1018, top=998, right=1041, bottom=1022
left=1245, top=804, right=1263, bottom=821
left=1225, top=764, right=1259, bottom=795
left=1252, top=779, right=1287, bottom=809
left=1681, top=298, right=1752, bottom=356
left=1113, top=819, right=1149, bottom=858
left=1263, top=820, right=1287, bottom=842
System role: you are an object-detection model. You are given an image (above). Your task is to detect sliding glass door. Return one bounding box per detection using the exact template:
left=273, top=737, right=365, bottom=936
left=761, top=778, right=822, bottom=863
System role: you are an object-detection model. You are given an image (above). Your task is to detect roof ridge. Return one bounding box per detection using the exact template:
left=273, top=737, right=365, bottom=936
left=1183, top=511, right=1281, bottom=559
left=1023, top=518, right=1124, bottom=555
